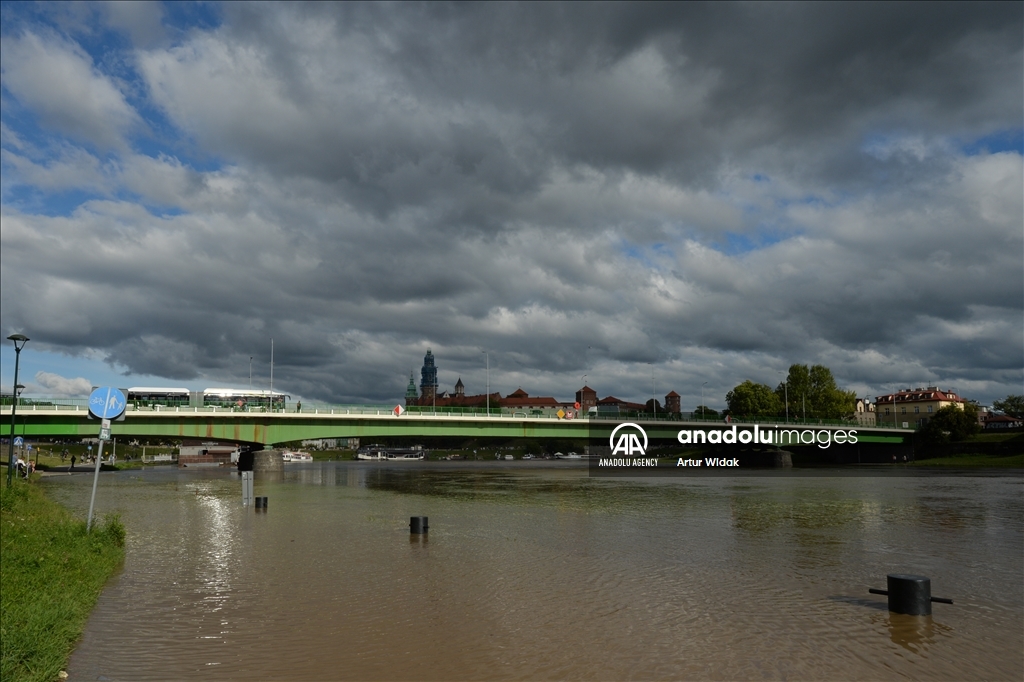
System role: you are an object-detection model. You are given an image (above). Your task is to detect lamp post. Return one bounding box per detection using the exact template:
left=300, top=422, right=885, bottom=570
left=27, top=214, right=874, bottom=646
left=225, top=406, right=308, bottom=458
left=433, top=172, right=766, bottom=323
left=482, top=351, right=489, bottom=416
left=6, top=334, right=29, bottom=488
left=650, top=364, right=657, bottom=420
left=784, top=381, right=789, bottom=423
left=249, top=356, right=253, bottom=390
left=700, top=382, right=707, bottom=420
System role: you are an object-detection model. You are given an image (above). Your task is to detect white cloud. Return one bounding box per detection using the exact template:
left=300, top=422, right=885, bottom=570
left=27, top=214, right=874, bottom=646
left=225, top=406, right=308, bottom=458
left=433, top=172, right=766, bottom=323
left=100, top=0, right=166, bottom=48
left=0, top=31, right=139, bottom=149
left=33, top=371, right=92, bottom=397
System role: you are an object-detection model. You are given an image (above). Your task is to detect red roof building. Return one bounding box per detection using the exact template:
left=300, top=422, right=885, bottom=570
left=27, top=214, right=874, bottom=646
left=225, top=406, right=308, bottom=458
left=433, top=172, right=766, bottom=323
left=874, top=387, right=966, bottom=427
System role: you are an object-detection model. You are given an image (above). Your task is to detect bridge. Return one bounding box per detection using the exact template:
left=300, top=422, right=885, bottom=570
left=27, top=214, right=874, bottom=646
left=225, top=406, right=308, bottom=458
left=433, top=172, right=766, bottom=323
left=2, top=402, right=913, bottom=447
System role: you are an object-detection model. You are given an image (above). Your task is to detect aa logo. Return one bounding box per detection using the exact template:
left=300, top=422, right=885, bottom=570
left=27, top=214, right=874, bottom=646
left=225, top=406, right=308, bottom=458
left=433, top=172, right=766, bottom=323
left=609, top=423, right=648, bottom=456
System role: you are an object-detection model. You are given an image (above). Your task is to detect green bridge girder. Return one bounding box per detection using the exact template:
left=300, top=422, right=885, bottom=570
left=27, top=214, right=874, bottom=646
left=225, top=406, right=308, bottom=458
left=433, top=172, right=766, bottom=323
left=2, top=408, right=912, bottom=446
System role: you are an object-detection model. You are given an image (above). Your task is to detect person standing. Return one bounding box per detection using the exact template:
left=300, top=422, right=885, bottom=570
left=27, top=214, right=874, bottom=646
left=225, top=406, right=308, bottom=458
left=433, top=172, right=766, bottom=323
left=70, top=454, right=76, bottom=471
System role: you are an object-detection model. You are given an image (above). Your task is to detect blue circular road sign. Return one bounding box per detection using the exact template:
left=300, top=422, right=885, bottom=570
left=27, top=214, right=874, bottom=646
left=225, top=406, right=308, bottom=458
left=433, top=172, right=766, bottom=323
left=89, top=386, right=126, bottom=420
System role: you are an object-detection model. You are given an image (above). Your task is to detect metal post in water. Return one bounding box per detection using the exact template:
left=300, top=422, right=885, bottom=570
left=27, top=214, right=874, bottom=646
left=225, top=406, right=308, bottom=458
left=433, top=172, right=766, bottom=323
left=410, top=516, right=428, bottom=534
left=869, top=574, right=953, bottom=615
left=86, top=439, right=105, bottom=532
left=242, top=471, right=254, bottom=506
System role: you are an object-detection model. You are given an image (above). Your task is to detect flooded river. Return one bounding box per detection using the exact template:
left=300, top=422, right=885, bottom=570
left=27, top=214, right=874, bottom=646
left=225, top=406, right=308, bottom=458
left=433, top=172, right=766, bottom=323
left=45, top=463, right=1022, bottom=680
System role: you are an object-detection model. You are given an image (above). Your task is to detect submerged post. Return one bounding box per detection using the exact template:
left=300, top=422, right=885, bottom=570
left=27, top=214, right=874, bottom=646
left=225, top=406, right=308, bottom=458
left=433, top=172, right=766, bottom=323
left=242, top=471, right=254, bottom=506
left=410, top=516, right=428, bottom=534
left=869, top=574, right=953, bottom=615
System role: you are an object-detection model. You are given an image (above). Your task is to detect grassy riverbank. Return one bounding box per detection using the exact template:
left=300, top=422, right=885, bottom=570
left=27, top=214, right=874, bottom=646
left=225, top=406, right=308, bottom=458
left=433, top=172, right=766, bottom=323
left=0, top=477, right=125, bottom=682
left=909, top=453, right=1024, bottom=467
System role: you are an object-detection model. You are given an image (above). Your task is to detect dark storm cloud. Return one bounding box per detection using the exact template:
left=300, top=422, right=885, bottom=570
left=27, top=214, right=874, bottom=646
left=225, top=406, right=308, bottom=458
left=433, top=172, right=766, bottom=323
left=0, top=2, right=1021, bottom=406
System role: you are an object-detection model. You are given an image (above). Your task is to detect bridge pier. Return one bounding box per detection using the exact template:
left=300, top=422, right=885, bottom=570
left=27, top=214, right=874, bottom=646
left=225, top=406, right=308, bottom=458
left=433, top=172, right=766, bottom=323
left=253, top=449, right=284, bottom=472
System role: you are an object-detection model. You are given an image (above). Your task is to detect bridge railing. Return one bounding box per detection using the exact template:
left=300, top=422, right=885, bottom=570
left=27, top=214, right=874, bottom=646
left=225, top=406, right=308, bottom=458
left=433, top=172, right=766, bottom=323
left=0, top=398, right=917, bottom=430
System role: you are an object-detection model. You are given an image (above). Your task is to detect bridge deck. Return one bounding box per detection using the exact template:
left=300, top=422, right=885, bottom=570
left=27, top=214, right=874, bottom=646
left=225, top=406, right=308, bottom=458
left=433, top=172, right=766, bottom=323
left=2, top=405, right=911, bottom=445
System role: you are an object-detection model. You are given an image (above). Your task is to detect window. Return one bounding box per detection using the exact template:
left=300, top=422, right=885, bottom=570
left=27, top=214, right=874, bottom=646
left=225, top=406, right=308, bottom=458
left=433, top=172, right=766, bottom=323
left=914, top=406, right=920, bottom=414
left=927, top=406, right=933, bottom=413
left=884, top=408, right=890, bottom=415
left=901, top=407, right=906, bottom=414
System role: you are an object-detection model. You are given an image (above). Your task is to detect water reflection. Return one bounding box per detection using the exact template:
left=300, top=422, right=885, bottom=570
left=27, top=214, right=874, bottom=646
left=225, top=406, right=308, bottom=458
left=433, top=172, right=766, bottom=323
left=43, top=464, right=1023, bottom=681
left=883, top=613, right=953, bottom=653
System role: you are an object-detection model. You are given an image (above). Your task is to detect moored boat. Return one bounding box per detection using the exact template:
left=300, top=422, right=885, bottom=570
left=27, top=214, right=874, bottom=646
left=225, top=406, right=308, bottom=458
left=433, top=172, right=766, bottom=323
left=281, top=450, right=313, bottom=463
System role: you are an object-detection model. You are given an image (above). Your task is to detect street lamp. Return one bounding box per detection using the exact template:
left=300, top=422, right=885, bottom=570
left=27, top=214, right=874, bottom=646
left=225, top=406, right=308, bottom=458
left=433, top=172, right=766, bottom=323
left=249, top=356, right=253, bottom=390
left=784, top=381, right=789, bottom=423
left=649, top=364, right=657, bottom=420
left=482, top=351, right=489, bottom=416
left=701, top=382, right=707, bottom=420
left=6, top=334, right=29, bottom=488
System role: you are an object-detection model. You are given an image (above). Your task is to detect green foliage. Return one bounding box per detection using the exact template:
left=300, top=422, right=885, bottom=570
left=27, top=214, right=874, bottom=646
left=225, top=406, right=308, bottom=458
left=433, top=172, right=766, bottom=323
left=693, top=404, right=719, bottom=418
left=1, top=481, right=124, bottom=682
left=775, top=364, right=856, bottom=419
left=920, top=403, right=982, bottom=444
left=100, top=513, right=127, bottom=548
left=993, top=394, right=1024, bottom=419
left=726, top=380, right=782, bottom=417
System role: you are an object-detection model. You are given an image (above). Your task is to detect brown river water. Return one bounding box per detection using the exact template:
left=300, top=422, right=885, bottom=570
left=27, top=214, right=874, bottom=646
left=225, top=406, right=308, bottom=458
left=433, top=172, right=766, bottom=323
left=43, top=462, right=1022, bottom=681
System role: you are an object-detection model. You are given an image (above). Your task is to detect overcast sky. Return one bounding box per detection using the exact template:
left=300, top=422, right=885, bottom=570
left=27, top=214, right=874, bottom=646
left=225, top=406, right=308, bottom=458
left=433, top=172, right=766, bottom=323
left=1, top=1, right=1021, bottom=408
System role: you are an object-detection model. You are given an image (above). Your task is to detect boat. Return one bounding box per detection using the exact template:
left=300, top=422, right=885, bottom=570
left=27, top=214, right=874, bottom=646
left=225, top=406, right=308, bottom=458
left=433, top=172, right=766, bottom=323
left=356, top=445, right=425, bottom=461
left=386, top=451, right=425, bottom=461
left=281, top=450, right=313, bottom=463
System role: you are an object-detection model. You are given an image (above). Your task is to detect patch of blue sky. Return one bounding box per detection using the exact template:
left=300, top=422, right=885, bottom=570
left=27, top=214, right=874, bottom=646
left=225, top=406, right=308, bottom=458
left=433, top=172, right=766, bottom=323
left=0, top=99, right=62, bottom=154
left=0, top=185, right=107, bottom=218
left=614, top=239, right=675, bottom=271
left=961, top=129, right=1023, bottom=156
left=771, top=192, right=840, bottom=210
left=0, top=347, right=205, bottom=397
left=716, top=231, right=786, bottom=256
left=162, top=1, right=224, bottom=37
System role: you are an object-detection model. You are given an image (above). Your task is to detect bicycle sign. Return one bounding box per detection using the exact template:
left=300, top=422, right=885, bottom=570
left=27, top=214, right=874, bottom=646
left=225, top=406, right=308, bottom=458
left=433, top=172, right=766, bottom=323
left=89, top=387, right=126, bottom=420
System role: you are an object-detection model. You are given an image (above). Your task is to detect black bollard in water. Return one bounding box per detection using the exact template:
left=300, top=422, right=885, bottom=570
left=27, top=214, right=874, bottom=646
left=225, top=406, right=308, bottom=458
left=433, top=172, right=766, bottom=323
left=254, top=496, right=268, bottom=510
left=869, top=574, right=953, bottom=615
left=410, top=516, right=428, bottom=534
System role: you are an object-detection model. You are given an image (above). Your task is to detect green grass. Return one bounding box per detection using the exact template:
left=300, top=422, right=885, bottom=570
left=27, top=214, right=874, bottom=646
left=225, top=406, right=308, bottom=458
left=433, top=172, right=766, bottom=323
left=963, top=431, right=1024, bottom=444
left=910, top=453, right=1024, bottom=468
left=1, top=478, right=125, bottom=682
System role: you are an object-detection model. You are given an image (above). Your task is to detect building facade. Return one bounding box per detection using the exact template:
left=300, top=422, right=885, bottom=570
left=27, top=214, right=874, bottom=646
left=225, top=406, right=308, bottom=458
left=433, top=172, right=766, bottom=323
left=854, top=398, right=876, bottom=426
left=874, top=387, right=965, bottom=427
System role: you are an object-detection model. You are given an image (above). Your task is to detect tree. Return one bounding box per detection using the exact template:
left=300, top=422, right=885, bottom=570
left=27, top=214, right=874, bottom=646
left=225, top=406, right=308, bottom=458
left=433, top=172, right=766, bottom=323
left=693, top=405, right=719, bottom=418
left=993, top=395, right=1024, bottom=419
left=726, top=380, right=783, bottom=417
left=920, top=403, right=981, bottom=443
left=775, top=364, right=856, bottom=420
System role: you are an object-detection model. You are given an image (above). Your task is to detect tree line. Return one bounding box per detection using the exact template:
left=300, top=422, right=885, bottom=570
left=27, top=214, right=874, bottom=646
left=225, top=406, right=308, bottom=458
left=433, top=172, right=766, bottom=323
left=725, top=364, right=856, bottom=420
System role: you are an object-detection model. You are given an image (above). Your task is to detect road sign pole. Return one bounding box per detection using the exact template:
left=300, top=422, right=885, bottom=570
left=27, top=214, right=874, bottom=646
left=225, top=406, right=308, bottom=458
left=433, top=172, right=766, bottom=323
left=86, top=438, right=105, bottom=532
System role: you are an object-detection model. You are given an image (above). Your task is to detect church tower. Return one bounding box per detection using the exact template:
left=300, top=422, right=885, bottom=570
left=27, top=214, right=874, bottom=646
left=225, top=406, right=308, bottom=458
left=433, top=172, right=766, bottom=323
left=405, top=372, right=419, bottom=406
left=419, top=349, right=438, bottom=403
left=455, top=377, right=465, bottom=397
